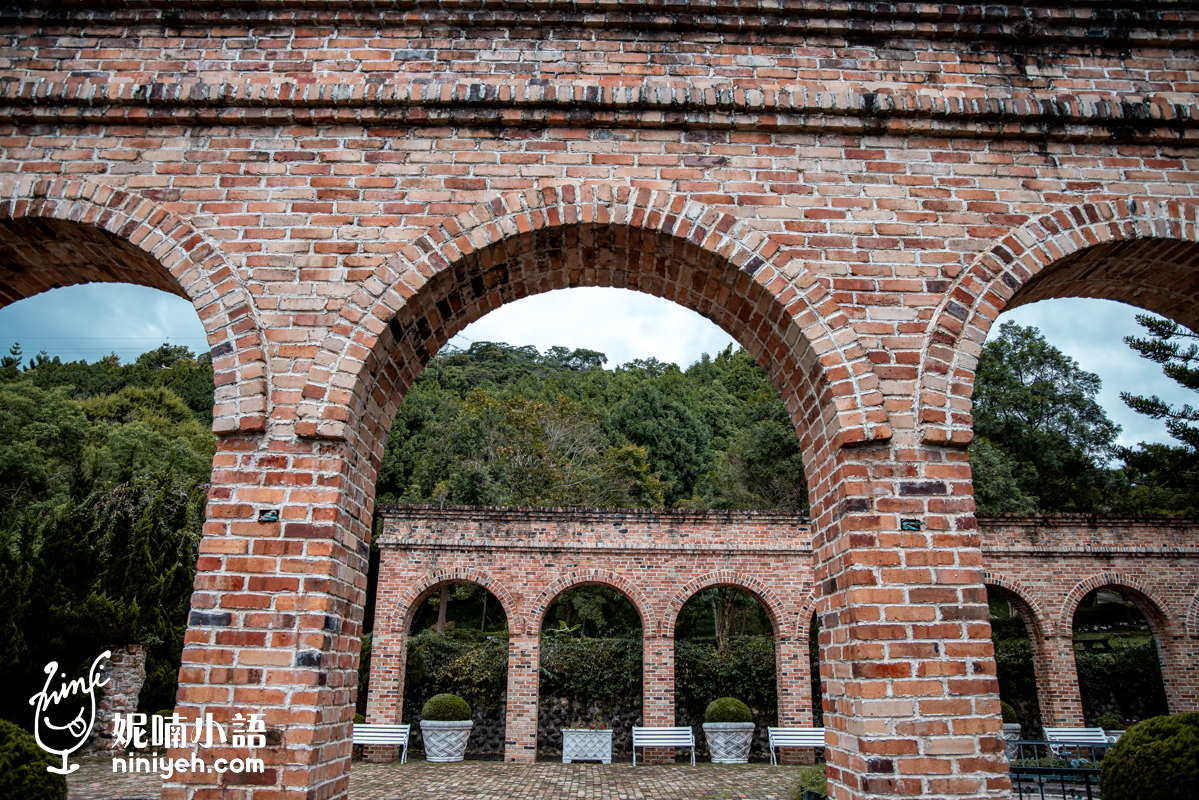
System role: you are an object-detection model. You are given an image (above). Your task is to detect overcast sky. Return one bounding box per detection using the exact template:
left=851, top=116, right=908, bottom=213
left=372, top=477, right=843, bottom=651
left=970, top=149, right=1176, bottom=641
left=0, top=283, right=1189, bottom=449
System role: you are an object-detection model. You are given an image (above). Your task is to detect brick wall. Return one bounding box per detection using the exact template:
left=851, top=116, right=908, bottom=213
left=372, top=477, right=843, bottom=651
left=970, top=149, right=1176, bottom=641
left=368, top=507, right=1199, bottom=762
left=1, top=4, right=1197, bottom=799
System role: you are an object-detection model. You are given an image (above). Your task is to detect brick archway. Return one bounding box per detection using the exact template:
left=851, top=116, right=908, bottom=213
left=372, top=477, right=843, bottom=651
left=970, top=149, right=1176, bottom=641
left=1056, top=571, right=1175, bottom=640
left=665, top=571, right=791, bottom=640
left=917, top=199, right=1199, bottom=446
left=298, top=185, right=889, bottom=458
left=983, top=572, right=1051, bottom=640
left=526, top=568, right=655, bottom=638
left=0, top=177, right=270, bottom=434
left=388, top=567, right=521, bottom=637
left=1190, top=592, right=1199, bottom=639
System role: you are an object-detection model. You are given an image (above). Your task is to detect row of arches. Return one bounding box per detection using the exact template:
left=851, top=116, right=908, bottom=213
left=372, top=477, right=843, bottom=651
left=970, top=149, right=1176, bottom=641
left=5, top=180, right=1197, bottom=457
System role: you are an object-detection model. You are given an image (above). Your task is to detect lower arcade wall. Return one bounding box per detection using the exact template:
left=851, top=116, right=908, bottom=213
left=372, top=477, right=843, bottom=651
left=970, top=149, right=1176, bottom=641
left=365, top=506, right=1199, bottom=763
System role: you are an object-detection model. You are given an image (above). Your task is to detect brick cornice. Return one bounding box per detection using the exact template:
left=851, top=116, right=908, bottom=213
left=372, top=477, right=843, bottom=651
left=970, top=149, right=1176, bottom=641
left=12, top=1, right=1199, bottom=44
left=1, top=80, right=1196, bottom=143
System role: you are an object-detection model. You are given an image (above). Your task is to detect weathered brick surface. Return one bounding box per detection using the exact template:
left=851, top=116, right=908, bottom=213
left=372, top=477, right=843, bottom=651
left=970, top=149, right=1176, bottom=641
left=369, top=507, right=1199, bottom=761
left=1, top=4, right=1197, bottom=799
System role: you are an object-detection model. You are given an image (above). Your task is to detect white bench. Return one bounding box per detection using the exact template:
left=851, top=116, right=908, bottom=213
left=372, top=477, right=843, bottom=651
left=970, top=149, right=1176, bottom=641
left=352, top=723, right=411, bottom=764
left=1043, top=727, right=1109, bottom=758
left=767, top=727, right=826, bottom=766
left=631, top=726, right=695, bottom=766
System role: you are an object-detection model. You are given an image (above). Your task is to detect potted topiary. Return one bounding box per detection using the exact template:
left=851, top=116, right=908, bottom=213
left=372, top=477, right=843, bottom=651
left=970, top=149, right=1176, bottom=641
left=419, top=693, right=473, bottom=763
left=1094, top=712, right=1124, bottom=744
left=1100, top=713, right=1198, bottom=800
left=702, top=697, right=755, bottom=764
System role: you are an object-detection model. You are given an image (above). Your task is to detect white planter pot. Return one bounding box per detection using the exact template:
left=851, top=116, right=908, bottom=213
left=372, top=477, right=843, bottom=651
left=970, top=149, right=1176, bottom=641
left=703, top=722, right=755, bottom=764
left=562, top=728, right=613, bottom=764
left=420, top=719, right=473, bottom=762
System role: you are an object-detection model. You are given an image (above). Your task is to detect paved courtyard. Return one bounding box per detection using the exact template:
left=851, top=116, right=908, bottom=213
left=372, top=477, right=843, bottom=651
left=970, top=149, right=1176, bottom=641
left=68, top=756, right=807, bottom=800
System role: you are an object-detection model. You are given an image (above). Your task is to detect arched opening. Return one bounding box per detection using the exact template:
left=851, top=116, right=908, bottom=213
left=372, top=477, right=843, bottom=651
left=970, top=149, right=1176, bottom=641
left=396, top=580, right=510, bottom=758
left=538, top=583, right=644, bottom=760
left=0, top=195, right=255, bottom=754
left=674, top=585, right=777, bottom=759
left=1071, top=586, right=1169, bottom=728
left=987, top=585, right=1045, bottom=737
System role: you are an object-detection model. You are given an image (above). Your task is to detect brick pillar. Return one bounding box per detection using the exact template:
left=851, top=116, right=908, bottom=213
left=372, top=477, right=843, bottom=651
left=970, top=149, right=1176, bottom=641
left=816, top=443, right=1010, bottom=800
left=776, top=635, right=816, bottom=764
left=504, top=633, right=539, bottom=763
left=363, top=628, right=406, bottom=761
left=1036, top=636, right=1084, bottom=726
left=641, top=632, right=675, bottom=764
left=162, top=436, right=367, bottom=800
left=1158, top=633, right=1199, bottom=715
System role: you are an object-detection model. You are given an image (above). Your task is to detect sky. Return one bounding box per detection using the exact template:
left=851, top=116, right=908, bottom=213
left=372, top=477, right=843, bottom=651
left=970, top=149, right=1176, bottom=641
left=0, top=283, right=1189, bottom=449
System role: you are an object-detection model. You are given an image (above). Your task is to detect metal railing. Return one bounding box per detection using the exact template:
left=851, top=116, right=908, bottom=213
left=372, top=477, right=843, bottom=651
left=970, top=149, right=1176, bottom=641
left=1007, top=740, right=1106, bottom=800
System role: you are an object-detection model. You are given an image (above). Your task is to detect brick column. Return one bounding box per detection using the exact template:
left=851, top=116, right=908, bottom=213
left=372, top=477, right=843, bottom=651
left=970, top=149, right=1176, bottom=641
left=363, top=628, right=406, bottom=761
left=1158, top=633, right=1199, bottom=715
left=641, top=633, right=675, bottom=764
left=1035, top=636, right=1084, bottom=726
left=776, top=635, right=817, bottom=764
left=816, top=444, right=1010, bottom=800
left=503, top=633, right=539, bottom=763
left=162, top=436, right=367, bottom=800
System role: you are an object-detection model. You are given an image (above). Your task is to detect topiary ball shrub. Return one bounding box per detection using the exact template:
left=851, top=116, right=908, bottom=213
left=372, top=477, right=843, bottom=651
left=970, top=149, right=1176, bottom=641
left=1094, top=712, right=1122, bottom=730
left=1000, top=701, right=1018, bottom=724
left=1100, top=713, right=1199, bottom=800
left=421, top=693, right=471, bottom=721
left=704, top=697, right=753, bottom=724
left=0, top=718, right=68, bottom=800
left=354, top=713, right=366, bottom=725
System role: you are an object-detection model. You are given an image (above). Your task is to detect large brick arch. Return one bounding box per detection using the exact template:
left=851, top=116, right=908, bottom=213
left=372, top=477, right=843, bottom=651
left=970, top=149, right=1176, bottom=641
left=917, top=198, right=1199, bottom=446
left=525, top=568, right=655, bottom=638
left=299, top=185, right=889, bottom=462
left=387, top=566, right=521, bottom=637
left=1056, top=571, right=1176, bottom=640
left=983, top=572, right=1052, bottom=640
left=664, top=571, right=791, bottom=640
left=0, top=177, right=270, bottom=434
left=1190, top=592, right=1199, bottom=639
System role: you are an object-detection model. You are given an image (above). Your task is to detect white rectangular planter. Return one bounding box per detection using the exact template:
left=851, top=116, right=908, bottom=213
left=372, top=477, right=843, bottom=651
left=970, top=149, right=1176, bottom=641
left=562, top=728, right=613, bottom=764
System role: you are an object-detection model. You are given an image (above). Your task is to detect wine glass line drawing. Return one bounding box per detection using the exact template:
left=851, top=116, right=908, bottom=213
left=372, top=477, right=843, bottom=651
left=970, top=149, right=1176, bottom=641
left=28, top=651, right=112, bottom=774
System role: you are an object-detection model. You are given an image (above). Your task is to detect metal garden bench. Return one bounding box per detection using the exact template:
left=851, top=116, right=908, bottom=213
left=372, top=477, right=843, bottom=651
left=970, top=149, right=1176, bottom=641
left=631, top=726, right=696, bottom=766
left=352, top=723, right=411, bottom=764
left=1043, top=727, right=1109, bottom=759
left=767, top=726, right=826, bottom=766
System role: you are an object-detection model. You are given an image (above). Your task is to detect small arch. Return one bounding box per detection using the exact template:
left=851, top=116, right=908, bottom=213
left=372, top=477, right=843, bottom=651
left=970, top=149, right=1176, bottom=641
left=983, top=572, right=1052, bottom=640
left=0, top=177, right=270, bottom=435
left=666, top=571, right=791, bottom=640
left=795, top=591, right=819, bottom=641
left=526, top=570, right=653, bottom=638
left=917, top=198, right=1199, bottom=446
left=297, top=185, right=889, bottom=456
left=390, top=567, right=520, bottom=636
left=1057, top=572, right=1175, bottom=640
left=1189, top=592, right=1199, bottom=639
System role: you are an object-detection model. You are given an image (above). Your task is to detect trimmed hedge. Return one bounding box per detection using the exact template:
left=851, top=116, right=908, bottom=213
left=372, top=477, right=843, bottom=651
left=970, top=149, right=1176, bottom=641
left=1100, top=713, right=1199, bottom=800
left=705, top=697, right=752, bottom=723
left=1000, top=701, right=1018, bottom=724
left=0, top=719, right=67, bottom=800
left=422, top=693, right=471, bottom=721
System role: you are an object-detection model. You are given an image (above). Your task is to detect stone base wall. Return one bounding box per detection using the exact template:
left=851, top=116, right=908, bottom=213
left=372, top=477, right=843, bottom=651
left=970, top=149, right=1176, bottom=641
left=86, top=644, right=147, bottom=753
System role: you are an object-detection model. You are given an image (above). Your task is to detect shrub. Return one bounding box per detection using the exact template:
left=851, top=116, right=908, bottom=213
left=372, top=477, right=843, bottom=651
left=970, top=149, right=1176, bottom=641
left=1095, top=711, right=1122, bottom=730
left=704, top=697, right=752, bottom=724
left=790, top=763, right=828, bottom=799
left=354, top=713, right=366, bottom=725
left=1000, top=701, right=1018, bottom=724
left=0, top=719, right=68, bottom=800
left=422, top=693, right=471, bottom=721
left=1100, top=713, right=1199, bottom=800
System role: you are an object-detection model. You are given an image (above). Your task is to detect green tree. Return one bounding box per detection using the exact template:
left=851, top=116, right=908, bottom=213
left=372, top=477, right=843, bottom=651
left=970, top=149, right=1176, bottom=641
left=971, top=322, right=1121, bottom=512
left=1117, top=315, right=1199, bottom=511
left=610, top=382, right=711, bottom=505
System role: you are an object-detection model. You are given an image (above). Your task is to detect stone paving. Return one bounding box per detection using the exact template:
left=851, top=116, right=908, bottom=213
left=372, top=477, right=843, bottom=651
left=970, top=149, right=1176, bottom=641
left=68, top=756, right=806, bottom=800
